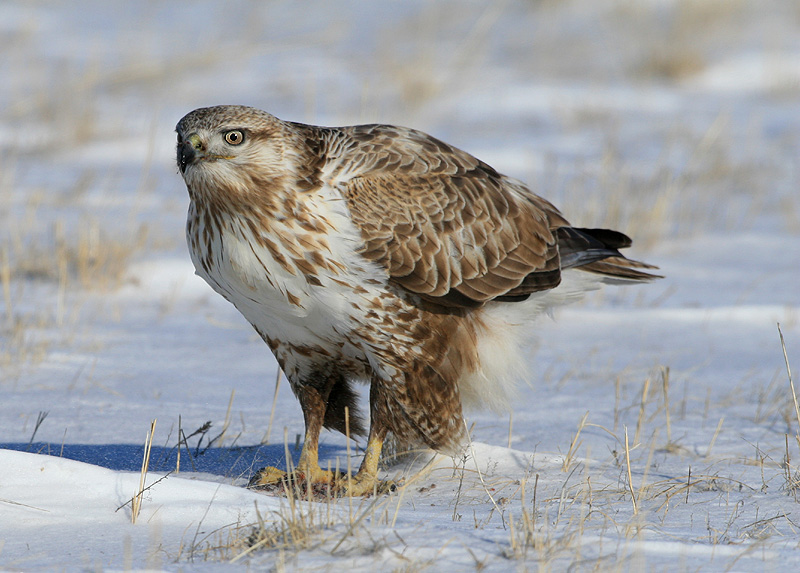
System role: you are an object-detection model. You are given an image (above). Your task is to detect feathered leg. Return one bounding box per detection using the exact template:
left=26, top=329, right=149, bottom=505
left=294, top=383, right=336, bottom=483
left=340, top=380, right=395, bottom=495
left=249, top=372, right=340, bottom=490
left=249, top=369, right=388, bottom=495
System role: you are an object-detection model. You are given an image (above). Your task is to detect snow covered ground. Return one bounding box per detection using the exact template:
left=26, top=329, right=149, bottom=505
left=1, top=0, right=799, bottom=570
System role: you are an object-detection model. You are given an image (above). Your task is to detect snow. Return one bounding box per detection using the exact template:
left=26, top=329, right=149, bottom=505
left=2, top=0, right=800, bottom=570
left=0, top=449, right=270, bottom=568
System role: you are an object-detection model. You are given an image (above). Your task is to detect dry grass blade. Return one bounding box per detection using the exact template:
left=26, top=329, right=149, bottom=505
left=706, top=417, right=724, bottom=458
left=391, top=451, right=443, bottom=528
left=562, top=411, right=589, bottom=472
left=0, top=497, right=49, bottom=512
left=218, top=388, right=236, bottom=447
left=262, top=369, right=283, bottom=444
left=176, top=415, right=181, bottom=473
left=331, top=494, right=383, bottom=553
left=344, top=406, right=353, bottom=518
left=777, top=323, right=800, bottom=438
left=131, top=419, right=157, bottom=524
left=1, top=247, right=11, bottom=329
left=624, top=426, right=637, bottom=515
left=463, top=419, right=505, bottom=524
left=26, top=411, right=49, bottom=451
left=662, top=367, right=672, bottom=444
left=634, top=376, right=651, bottom=446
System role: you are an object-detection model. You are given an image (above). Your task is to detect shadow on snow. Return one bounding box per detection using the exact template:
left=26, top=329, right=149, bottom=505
left=0, top=441, right=351, bottom=482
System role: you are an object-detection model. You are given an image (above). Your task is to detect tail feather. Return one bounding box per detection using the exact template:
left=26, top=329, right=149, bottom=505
left=557, top=226, right=662, bottom=283
left=579, top=256, right=662, bottom=283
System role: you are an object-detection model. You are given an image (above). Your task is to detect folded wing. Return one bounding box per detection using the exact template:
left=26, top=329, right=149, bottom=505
left=323, top=124, right=658, bottom=308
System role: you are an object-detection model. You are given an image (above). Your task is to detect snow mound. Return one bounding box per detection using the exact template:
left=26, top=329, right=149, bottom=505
left=0, top=449, right=276, bottom=567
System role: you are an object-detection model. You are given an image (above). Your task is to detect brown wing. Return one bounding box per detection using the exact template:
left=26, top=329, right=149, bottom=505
left=324, top=124, right=569, bottom=308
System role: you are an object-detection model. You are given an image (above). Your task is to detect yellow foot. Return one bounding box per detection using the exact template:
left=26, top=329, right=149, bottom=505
left=247, top=465, right=337, bottom=492
left=338, top=474, right=398, bottom=497
left=248, top=466, right=397, bottom=497
left=247, top=466, right=294, bottom=488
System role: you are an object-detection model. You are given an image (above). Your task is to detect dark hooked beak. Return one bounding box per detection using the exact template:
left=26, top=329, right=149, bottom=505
left=177, top=140, right=196, bottom=174
left=177, top=133, right=204, bottom=174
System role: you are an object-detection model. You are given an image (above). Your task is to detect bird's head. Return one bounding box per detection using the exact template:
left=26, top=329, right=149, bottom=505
left=176, top=105, right=286, bottom=196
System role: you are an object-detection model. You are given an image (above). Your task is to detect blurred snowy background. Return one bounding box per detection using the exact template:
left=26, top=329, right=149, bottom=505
left=1, top=1, right=799, bottom=570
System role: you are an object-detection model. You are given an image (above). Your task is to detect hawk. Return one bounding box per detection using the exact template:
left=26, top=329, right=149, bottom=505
left=176, top=105, right=660, bottom=495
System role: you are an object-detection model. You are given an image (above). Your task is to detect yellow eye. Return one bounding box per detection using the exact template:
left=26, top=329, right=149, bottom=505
left=224, top=130, right=244, bottom=145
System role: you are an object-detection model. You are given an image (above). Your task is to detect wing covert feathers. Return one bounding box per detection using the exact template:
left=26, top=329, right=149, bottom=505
left=311, top=123, right=659, bottom=307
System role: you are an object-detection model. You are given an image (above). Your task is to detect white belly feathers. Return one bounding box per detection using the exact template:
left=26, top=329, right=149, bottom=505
left=189, top=183, right=388, bottom=353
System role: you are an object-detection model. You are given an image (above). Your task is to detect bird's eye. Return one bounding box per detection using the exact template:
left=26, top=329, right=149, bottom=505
left=224, top=130, right=245, bottom=145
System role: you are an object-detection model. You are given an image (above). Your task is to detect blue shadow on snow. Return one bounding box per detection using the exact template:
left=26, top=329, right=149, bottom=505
left=0, top=441, right=350, bottom=481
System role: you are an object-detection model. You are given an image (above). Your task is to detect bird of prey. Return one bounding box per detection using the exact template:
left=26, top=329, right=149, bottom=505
left=176, top=105, right=659, bottom=495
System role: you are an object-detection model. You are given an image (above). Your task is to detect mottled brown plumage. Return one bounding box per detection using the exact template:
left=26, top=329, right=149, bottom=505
left=176, top=105, right=660, bottom=495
